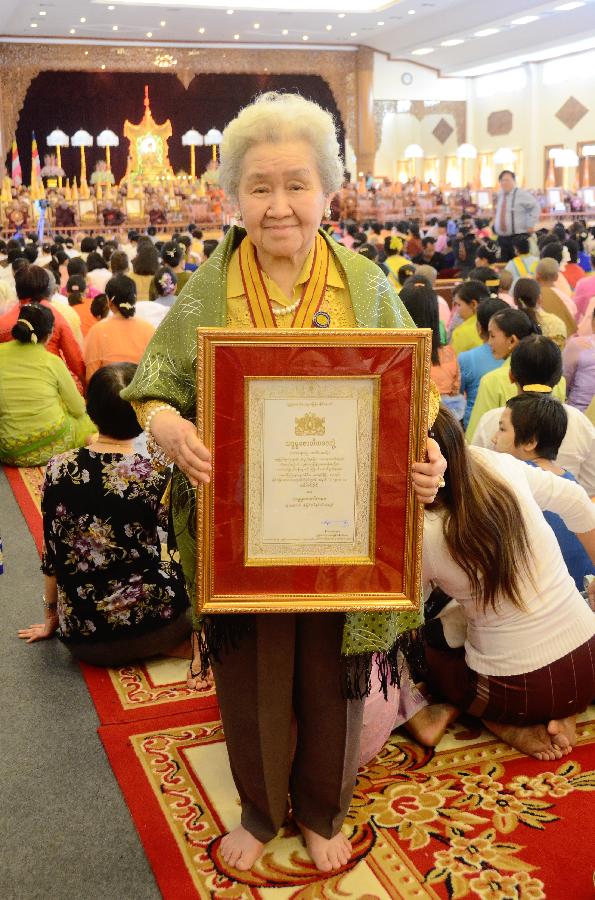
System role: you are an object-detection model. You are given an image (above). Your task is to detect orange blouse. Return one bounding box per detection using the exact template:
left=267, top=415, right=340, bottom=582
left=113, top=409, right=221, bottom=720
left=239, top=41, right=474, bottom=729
left=431, top=345, right=461, bottom=396
left=84, top=316, right=155, bottom=381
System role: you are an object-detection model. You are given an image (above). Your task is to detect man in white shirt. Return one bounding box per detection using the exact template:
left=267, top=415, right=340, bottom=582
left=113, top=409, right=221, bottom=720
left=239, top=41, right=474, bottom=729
left=493, top=171, right=541, bottom=262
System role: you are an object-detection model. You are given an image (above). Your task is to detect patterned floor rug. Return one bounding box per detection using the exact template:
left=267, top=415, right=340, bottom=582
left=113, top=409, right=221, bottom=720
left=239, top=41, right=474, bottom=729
left=100, top=705, right=595, bottom=899
left=7, top=463, right=595, bottom=896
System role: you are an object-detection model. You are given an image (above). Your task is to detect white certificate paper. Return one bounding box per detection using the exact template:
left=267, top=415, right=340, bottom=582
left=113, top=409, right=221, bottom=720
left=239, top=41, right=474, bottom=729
left=245, top=377, right=379, bottom=565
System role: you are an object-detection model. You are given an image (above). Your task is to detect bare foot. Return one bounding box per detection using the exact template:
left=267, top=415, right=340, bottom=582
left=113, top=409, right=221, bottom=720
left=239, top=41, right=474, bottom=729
left=483, top=720, right=564, bottom=761
left=186, top=631, right=214, bottom=690
left=220, top=825, right=264, bottom=871
left=405, top=702, right=460, bottom=747
left=547, top=716, right=576, bottom=755
left=297, top=822, right=352, bottom=872
left=186, top=665, right=214, bottom=690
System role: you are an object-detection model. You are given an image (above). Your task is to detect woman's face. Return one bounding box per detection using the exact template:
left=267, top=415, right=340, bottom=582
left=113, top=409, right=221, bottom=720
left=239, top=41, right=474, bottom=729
left=452, top=296, right=475, bottom=321
left=491, top=407, right=518, bottom=455
left=238, top=141, right=327, bottom=263
left=487, top=320, right=516, bottom=359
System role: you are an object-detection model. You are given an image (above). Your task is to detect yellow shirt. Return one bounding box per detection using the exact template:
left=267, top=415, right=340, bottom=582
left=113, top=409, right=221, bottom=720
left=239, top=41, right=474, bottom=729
left=384, top=254, right=410, bottom=292
left=451, top=314, right=483, bottom=356
left=226, top=243, right=356, bottom=328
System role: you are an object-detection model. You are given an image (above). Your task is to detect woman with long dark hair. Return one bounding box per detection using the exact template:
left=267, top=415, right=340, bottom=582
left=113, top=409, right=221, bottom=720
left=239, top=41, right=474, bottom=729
left=400, top=279, right=463, bottom=417
left=423, top=406, right=595, bottom=760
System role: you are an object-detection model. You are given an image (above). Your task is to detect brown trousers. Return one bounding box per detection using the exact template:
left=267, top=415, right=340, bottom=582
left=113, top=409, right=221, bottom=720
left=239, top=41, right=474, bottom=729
left=211, top=613, right=365, bottom=844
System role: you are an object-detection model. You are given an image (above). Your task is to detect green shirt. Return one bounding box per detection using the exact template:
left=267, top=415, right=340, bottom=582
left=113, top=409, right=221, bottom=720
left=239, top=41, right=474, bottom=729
left=466, top=358, right=566, bottom=441
left=0, top=341, right=85, bottom=447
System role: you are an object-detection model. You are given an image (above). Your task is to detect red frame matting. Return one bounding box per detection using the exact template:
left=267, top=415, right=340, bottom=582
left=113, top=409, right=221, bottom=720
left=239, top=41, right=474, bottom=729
left=207, top=343, right=416, bottom=600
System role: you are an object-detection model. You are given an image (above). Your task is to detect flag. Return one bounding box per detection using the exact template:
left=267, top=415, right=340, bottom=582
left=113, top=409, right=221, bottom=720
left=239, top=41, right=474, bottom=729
left=31, top=131, right=41, bottom=184
left=11, top=140, right=22, bottom=186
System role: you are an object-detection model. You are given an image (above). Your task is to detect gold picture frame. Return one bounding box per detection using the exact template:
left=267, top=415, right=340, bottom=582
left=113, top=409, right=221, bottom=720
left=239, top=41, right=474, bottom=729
left=196, top=327, right=432, bottom=615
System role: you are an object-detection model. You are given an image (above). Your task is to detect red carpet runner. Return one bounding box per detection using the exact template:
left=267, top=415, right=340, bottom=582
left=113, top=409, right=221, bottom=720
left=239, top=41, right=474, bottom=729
left=6, top=464, right=595, bottom=898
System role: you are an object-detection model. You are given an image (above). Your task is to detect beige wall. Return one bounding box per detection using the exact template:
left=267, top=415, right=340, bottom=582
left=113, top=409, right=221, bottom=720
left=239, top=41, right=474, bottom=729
left=469, top=55, right=595, bottom=187
left=372, top=49, right=595, bottom=188
left=373, top=55, right=466, bottom=102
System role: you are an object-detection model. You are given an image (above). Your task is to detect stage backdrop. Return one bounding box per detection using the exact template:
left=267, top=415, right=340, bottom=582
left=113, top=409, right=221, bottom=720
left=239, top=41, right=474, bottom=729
left=9, top=71, right=345, bottom=185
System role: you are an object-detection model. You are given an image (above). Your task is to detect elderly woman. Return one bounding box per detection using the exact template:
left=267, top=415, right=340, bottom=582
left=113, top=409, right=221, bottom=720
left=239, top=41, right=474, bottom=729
left=122, top=93, right=445, bottom=874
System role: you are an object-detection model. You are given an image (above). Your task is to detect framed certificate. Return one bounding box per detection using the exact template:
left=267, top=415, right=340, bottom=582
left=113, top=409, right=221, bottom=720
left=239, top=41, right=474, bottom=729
left=196, top=328, right=432, bottom=614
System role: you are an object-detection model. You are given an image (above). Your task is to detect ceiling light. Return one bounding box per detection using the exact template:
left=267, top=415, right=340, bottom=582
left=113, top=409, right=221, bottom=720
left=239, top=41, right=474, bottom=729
left=101, top=64, right=106, bottom=70
left=412, top=47, right=434, bottom=55
left=146, top=31, right=152, bottom=37
left=108, top=5, right=115, bottom=10
left=350, top=31, right=357, bottom=36
left=377, top=20, right=384, bottom=25
left=79, top=17, right=86, bottom=23
left=303, top=34, right=309, bottom=40
left=84, top=50, right=89, bottom=55
left=554, top=2, right=585, bottom=9
left=30, top=22, right=38, bottom=27
left=69, top=28, right=76, bottom=34
left=338, top=13, right=345, bottom=18
left=441, top=38, right=464, bottom=46
left=253, top=22, right=260, bottom=28
left=112, top=25, right=118, bottom=31
left=160, top=20, right=166, bottom=26
left=408, top=9, right=416, bottom=14
left=326, top=24, right=332, bottom=30
left=234, top=33, right=240, bottom=39
left=511, top=15, right=539, bottom=25
left=39, top=10, right=46, bottom=15
left=227, top=8, right=234, bottom=13
left=282, top=28, right=288, bottom=34
left=474, top=28, right=500, bottom=37
left=199, top=26, right=205, bottom=33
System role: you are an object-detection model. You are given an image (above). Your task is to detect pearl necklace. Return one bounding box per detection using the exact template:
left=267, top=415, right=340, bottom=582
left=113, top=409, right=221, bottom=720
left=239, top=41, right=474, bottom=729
left=270, top=298, right=302, bottom=318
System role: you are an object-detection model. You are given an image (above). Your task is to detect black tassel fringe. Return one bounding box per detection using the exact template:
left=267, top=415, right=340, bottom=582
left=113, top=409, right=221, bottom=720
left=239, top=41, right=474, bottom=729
left=340, top=627, right=427, bottom=701
left=192, top=616, right=427, bottom=701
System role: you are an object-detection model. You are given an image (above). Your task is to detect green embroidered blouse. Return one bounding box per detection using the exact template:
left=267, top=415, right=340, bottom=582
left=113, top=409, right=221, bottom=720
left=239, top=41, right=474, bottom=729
left=121, top=226, right=424, bottom=657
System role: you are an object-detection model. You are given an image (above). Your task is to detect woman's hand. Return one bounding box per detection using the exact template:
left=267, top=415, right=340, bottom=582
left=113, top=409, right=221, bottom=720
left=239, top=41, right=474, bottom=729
left=17, top=622, right=57, bottom=643
left=150, top=410, right=212, bottom=487
left=412, top=437, right=447, bottom=504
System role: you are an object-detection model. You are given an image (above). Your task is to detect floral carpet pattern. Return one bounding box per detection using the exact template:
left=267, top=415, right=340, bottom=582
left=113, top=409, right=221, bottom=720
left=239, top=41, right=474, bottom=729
left=101, top=706, right=595, bottom=899
left=7, top=463, right=595, bottom=895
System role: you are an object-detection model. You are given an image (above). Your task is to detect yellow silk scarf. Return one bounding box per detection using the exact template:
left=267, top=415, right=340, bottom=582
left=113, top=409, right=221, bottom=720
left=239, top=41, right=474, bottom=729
left=238, top=233, right=330, bottom=329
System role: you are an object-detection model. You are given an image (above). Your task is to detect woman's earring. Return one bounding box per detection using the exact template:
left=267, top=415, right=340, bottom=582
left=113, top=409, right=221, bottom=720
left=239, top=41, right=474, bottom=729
left=324, top=206, right=332, bottom=219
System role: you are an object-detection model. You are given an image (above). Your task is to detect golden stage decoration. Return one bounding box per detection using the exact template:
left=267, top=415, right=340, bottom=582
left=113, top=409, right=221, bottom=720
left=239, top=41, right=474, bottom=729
left=0, top=43, right=356, bottom=168
left=123, top=85, right=174, bottom=184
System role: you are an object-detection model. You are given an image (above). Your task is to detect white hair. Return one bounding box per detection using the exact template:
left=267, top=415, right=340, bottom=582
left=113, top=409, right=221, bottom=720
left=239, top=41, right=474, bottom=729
left=219, top=92, right=344, bottom=201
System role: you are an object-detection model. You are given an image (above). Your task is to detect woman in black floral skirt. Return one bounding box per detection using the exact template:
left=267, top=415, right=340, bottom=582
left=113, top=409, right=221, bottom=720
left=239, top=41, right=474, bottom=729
left=18, top=363, right=190, bottom=665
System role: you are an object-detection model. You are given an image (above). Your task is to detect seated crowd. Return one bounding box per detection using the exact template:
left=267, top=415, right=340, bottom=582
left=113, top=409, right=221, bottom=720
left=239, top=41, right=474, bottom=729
left=1, top=210, right=594, bottom=768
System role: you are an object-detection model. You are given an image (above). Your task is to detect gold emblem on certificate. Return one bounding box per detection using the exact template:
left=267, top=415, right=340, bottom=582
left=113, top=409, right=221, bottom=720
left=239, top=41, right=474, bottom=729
left=245, top=376, right=380, bottom=566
